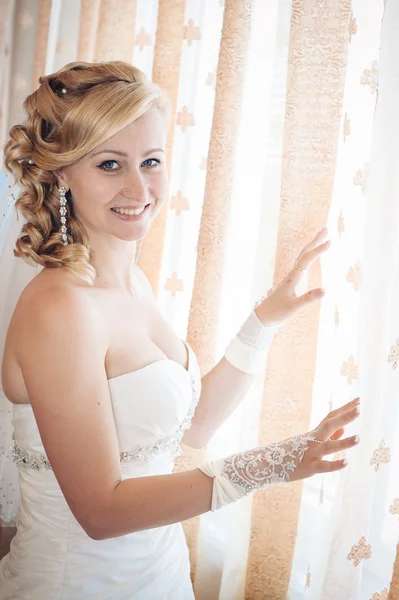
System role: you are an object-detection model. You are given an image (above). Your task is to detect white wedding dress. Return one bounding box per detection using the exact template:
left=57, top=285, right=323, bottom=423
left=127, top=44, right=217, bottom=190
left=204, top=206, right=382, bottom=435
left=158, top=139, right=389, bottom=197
left=0, top=340, right=201, bottom=600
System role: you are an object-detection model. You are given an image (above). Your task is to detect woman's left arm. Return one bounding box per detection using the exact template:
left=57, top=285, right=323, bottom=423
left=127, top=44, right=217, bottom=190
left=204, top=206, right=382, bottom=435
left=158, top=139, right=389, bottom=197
left=184, top=228, right=331, bottom=449
left=183, top=355, right=259, bottom=448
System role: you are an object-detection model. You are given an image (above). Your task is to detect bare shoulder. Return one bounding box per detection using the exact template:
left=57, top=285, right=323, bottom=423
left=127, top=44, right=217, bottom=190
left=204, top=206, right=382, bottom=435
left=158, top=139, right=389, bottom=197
left=15, top=268, right=105, bottom=342
left=7, top=269, right=109, bottom=379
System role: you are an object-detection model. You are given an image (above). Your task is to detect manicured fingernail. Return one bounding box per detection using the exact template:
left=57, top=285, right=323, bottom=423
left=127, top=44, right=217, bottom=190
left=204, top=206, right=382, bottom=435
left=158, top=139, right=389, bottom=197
left=342, top=459, right=348, bottom=466
left=353, top=398, right=360, bottom=405
left=352, top=435, right=360, bottom=443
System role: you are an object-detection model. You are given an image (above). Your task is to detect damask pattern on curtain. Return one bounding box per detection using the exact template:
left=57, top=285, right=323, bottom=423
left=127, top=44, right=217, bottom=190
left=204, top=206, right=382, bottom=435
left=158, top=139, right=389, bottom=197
left=0, top=1, right=398, bottom=599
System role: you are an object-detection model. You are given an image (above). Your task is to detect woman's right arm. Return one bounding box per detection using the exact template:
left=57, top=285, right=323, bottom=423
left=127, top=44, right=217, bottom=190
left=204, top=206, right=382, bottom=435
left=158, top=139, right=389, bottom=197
left=17, top=287, right=359, bottom=541
left=16, top=287, right=214, bottom=540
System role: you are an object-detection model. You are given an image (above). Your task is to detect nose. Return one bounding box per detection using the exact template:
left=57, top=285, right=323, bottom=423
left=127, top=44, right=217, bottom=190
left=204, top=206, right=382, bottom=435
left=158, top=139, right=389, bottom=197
left=121, top=171, right=148, bottom=204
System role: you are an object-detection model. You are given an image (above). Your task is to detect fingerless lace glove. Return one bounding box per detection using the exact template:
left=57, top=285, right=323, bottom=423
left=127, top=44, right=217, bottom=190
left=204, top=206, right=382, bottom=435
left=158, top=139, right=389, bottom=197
left=199, top=432, right=317, bottom=511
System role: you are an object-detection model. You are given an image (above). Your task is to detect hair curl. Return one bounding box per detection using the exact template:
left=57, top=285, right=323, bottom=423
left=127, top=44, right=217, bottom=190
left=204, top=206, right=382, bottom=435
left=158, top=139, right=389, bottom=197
left=4, top=61, right=168, bottom=283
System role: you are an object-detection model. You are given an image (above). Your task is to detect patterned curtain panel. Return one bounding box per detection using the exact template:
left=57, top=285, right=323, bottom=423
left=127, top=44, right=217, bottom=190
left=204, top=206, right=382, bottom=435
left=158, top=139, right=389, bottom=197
left=0, top=1, right=397, bottom=598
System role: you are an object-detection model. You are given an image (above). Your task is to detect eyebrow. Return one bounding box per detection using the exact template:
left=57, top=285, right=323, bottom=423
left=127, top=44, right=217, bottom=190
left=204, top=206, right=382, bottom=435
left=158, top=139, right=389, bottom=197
left=90, top=148, right=165, bottom=158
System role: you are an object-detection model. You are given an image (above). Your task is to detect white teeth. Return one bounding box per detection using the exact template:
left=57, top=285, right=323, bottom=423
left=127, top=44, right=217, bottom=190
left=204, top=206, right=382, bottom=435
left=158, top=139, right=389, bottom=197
left=113, top=206, right=146, bottom=216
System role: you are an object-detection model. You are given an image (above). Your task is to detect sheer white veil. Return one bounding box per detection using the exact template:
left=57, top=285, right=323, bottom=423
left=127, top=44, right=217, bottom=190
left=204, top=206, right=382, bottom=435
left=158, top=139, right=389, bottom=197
left=0, top=171, right=40, bottom=526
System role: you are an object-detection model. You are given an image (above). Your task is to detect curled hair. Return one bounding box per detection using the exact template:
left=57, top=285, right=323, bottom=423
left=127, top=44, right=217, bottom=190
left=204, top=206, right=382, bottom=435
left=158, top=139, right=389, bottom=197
left=4, top=61, right=168, bottom=283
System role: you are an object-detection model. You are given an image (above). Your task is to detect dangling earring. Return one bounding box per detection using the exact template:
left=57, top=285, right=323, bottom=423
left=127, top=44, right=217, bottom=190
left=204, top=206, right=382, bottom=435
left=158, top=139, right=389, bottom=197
left=59, top=186, right=68, bottom=246
left=134, top=239, right=142, bottom=264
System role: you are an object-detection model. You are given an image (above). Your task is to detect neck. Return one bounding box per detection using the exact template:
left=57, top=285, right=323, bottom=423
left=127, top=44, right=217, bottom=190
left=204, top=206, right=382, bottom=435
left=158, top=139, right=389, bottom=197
left=87, top=229, right=142, bottom=291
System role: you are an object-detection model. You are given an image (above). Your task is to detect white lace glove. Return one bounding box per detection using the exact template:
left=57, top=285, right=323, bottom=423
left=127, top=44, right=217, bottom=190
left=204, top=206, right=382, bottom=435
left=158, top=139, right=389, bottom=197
left=199, top=432, right=317, bottom=510
left=199, top=398, right=361, bottom=511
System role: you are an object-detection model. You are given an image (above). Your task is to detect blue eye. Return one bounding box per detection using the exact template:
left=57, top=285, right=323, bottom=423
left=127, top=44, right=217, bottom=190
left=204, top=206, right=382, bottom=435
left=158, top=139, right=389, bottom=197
left=142, top=158, right=161, bottom=169
left=98, top=160, right=120, bottom=171
left=98, top=158, right=161, bottom=172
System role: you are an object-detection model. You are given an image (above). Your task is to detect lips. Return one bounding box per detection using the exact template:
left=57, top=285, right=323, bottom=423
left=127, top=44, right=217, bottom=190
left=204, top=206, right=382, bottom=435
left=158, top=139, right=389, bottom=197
left=110, top=204, right=151, bottom=220
left=112, top=205, right=148, bottom=214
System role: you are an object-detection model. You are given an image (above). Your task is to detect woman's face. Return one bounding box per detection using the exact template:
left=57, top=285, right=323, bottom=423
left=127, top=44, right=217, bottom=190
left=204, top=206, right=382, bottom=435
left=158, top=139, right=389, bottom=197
left=58, top=107, right=168, bottom=243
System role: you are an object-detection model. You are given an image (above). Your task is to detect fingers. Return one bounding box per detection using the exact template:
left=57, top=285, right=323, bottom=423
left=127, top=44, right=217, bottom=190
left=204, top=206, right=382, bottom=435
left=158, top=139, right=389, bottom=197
left=329, top=427, right=345, bottom=441
left=284, top=231, right=331, bottom=289
left=298, top=228, right=329, bottom=260
left=308, top=398, right=360, bottom=476
left=295, top=239, right=331, bottom=272
left=316, top=434, right=359, bottom=457
left=328, top=398, right=360, bottom=420
left=296, top=287, right=325, bottom=308
left=319, top=403, right=360, bottom=440
left=313, top=458, right=348, bottom=474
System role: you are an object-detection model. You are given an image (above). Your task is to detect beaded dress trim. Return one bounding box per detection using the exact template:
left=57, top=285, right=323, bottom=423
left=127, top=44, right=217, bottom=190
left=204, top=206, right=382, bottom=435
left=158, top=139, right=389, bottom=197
left=11, top=353, right=199, bottom=470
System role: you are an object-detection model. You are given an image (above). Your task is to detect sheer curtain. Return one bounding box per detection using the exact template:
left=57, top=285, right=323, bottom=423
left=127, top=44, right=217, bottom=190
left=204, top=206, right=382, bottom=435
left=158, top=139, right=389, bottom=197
left=0, top=0, right=397, bottom=598
left=289, top=0, right=399, bottom=598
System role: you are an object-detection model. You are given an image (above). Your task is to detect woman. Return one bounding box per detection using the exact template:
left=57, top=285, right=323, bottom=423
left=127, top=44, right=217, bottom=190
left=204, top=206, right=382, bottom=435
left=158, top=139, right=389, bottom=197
left=0, top=61, right=360, bottom=599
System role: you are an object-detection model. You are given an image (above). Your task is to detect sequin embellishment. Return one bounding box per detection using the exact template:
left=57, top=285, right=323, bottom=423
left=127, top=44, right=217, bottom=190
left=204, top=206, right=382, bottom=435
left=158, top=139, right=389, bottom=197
left=11, top=359, right=199, bottom=470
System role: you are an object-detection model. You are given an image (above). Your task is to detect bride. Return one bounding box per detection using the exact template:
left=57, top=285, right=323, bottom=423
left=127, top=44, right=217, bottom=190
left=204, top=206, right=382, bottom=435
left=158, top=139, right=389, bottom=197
left=0, top=61, right=360, bottom=599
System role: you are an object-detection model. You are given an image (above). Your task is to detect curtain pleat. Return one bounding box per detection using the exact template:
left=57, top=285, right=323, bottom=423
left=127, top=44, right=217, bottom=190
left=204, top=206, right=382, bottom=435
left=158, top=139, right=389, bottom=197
left=0, top=0, right=15, bottom=148
left=94, top=0, right=137, bottom=63
left=77, top=0, right=101, bottom=62
left=245, top=2, right=351, bottom=597
left=389, top=542, right=399, bottom=600
left=175, top=0, right=253, bottom=583
left=31, top=0, right=51, bottom=89
left=137, top=0, right=186, bottom=295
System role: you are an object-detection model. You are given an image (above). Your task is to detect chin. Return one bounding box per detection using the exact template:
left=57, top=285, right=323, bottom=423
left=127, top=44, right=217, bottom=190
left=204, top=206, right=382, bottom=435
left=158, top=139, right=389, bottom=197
left=114, top=221, right=151, bottom=242
left=113, top=230, right=145, bottom=243
left=108, top=206, right=155, bottom=240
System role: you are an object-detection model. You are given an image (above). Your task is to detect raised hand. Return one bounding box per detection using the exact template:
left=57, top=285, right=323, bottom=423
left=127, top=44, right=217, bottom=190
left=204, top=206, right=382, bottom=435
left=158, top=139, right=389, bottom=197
left=199, top=398, right=360, bottom=510
left=255, top=228, right=331, bottom=326
left=290, top=397, right=360, bottom=481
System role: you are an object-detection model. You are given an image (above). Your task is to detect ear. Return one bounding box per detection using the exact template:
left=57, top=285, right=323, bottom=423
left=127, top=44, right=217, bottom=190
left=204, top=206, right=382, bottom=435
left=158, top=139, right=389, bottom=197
left=54, top=168, right=69, bottom=192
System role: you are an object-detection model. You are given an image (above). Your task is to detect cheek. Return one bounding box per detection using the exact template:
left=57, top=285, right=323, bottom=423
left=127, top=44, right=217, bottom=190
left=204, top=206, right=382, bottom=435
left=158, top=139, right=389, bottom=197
left=154, top=171, right=169, bottom=200
left=71, top=173, right=116, bottom=214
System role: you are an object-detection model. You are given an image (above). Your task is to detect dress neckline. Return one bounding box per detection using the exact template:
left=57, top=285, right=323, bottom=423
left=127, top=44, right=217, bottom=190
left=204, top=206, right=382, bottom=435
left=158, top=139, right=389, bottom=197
left=107, top=340, right=191, bottom=383
left=11, top=343, right=193, bottom=409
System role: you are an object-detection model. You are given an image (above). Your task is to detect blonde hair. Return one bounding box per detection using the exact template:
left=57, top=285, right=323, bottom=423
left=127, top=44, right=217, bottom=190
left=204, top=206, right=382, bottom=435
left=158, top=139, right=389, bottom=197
left=4, top=61, right=168, bottom=283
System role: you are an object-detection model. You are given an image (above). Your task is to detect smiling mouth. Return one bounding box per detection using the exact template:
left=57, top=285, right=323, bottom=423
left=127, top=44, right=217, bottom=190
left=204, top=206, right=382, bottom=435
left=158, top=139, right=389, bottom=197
left=110, top=204, right=151, bottom=220
left=111, top=205, right=148, bottom=215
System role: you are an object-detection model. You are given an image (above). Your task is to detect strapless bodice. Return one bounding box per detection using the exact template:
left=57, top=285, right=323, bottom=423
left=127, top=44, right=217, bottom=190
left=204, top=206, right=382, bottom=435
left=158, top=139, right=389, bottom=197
left=11, top=341, right=201, bottom=477
left=0, top=341, right=201, bottom=599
